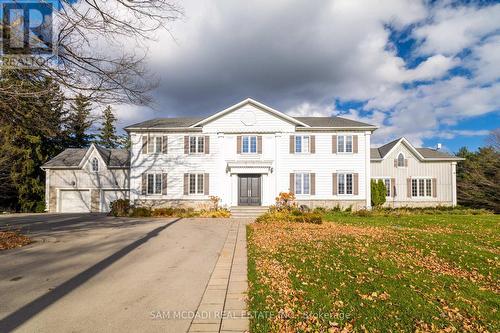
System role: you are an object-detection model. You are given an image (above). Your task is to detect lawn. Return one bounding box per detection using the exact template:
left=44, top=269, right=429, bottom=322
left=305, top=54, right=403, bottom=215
left=247, top=212, right=499, bottom=332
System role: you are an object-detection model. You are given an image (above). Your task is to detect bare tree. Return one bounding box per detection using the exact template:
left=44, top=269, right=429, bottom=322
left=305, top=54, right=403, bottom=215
left=486, top=128, right=500, bottom=152
left=1, top=0, right=183, bottom=116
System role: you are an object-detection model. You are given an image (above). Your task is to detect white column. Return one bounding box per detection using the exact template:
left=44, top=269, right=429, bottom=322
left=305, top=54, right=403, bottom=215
left=451, top=162, right=457, bottom=206
left=44, top=169, right=50, bottom=211
left=365, top=131, right=372, bottom=209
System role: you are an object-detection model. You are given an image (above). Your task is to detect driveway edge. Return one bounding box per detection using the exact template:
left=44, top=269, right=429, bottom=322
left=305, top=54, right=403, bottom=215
left=188, top=219, right=250, bottom=333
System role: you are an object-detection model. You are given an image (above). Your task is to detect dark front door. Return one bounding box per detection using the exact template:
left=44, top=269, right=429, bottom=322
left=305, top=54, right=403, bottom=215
left=238, top=174, right=261, bottom=206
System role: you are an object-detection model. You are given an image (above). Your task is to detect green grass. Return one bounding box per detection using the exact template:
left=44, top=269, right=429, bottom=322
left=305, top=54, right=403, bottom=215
left=247, top=212, right=499, bottom=332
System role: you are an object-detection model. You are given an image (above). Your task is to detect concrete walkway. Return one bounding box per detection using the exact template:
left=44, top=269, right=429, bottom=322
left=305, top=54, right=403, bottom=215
left=188, top=219, right=250, bottom=333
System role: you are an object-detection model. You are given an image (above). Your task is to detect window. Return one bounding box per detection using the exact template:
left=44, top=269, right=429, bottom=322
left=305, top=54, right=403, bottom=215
left=189, top=173, right=204, bottom=194
left=397, top=153, right=405, bottom=167
left=91, top=157, right=99, bottom=172
left=146, top=136, right=162, bottom=154
left=295, top=136, right=310, bottom=153
left=295, top=173, right=310, bottom=195
left=337, top=135, right=353, bottom=153
left=384, top=179, right=391, bottom=197
left=155, top=137, right=162, bottom=153
left=147, top=174, right=162, bottom=195
left=411, top=178, right=432, bottom=197
left=189, top=136, right=204, bottom=154
left=242, top=136, right=257, bottom=153
left=338, top=173, right=353, bottom=195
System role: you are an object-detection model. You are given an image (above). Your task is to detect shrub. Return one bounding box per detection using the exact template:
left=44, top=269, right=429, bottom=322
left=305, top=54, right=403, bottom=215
left=129, top=207, right=151, bottom=217
left=35, top=201, right=46, bottom=213
left=274, top=192, right=296, bottom=211
left=352, top=206, right=494, bottom=217
left=256, top=209, right=322, bottom=224
left=198, top=209, right=231, bottom=218
left=209, top=196, right=221, bottom=211
left=371, top=180, right=387, bottom=207
left=110, top=199, right=130, bottom=217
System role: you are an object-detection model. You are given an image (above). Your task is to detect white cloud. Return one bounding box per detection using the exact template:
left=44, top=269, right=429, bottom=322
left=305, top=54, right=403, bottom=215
left=413, top=3, right=500, bottom=56
left=286, top=102, right=336, bottom=117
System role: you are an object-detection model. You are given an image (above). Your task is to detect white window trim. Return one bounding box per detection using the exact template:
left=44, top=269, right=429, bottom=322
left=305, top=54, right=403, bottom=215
left=146, top=173, right=162, bottom=195
left=188, top=173, right=205, bottom=195
left=189, top=136, right=205, bottom=154
left=337, top=172, right=354, bottom=196
left=337, top=135, right=353, bottom=154
left=241, top=135, right=258, bottom=154
left=397, top=152, right=406, bottom=167
left=295, top=135, right=311, bottom=154
left=411, top=177, right=433, bottom=198
left=91, top=157, right=99, bottom=172
left=294, top=172, right=311, bottom=196
left=146, top=136, right=163, bottom=155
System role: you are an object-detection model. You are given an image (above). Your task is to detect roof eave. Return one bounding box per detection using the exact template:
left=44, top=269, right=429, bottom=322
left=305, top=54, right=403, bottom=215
left=124, top=127, right=202, bottom=132
left=296, top=126, right=377, bottom=131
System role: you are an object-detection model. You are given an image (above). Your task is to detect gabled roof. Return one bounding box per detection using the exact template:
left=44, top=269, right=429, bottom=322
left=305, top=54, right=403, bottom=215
left=371, top=137, right=464, bottom=161
left=41, top=148, right=88, bottom=168
left=125, top=117, right=203, bottom=130
left=42, top=144, right=129, bottom=169
left=189, top=98, right=311, bottom=128
left=124, top=98, right=376, bottom=131
left=293, top=116, right=375, bottom=128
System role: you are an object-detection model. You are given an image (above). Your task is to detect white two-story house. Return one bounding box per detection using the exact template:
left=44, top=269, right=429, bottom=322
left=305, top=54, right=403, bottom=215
left=124, top=98, right=375, bottom=210
left=42, top=98, right=462, bottom=213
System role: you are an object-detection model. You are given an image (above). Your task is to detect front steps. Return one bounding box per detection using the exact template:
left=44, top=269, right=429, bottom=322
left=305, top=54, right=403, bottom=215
left=230, top=206, right=269, bottom=219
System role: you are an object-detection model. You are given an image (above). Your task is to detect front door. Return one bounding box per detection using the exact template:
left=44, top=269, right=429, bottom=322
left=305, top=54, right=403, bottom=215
left=238, top=174, right=261, bottom=206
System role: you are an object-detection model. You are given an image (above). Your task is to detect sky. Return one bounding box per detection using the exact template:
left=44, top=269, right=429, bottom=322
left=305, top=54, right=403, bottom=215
left=103, top=0, right=500, bottom=152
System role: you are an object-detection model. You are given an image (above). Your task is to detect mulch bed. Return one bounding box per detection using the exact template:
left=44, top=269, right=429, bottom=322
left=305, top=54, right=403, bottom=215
left=0, top=231, right=32, bottom=250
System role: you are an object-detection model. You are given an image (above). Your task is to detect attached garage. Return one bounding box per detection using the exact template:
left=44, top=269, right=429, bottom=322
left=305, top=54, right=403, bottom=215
left=42, top=144, right=130, bottom=213
left=59, top=190, right=91, bottom=213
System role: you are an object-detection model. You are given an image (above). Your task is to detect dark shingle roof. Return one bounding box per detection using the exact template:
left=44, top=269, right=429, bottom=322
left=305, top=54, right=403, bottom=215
left=95, top=146, right=130, bottom=167
left=371, top=138, right=463, bottom=160
left=293, top=116, right=375, bottom=128
left=42, top=148, right=87, bottom=168
left=416, top=148, right=460, bottom=159
left=124, top=115, right=375, bottom=129
left=370, top=148, right=382, bottom=159
left=125, top=117, right=203, bottom=130
left=42, top=145, right=129, bottom=169
left=379, top=138, right=401, bottom=158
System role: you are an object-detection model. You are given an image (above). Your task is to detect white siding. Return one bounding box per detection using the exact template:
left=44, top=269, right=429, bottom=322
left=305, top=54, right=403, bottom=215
left=202, top=104, right=296, bottom=133
left=371, top=143, right=455, bottom=207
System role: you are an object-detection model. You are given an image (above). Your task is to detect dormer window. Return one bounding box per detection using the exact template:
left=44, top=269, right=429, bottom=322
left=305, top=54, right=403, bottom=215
left=91, top=157, right=99, bottom=172
left=397, top=153, right=405, bottom=167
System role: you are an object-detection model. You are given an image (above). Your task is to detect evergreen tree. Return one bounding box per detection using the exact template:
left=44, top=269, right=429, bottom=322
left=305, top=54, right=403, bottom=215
left=456, top=145, right=499, bottom=212
left=0, top=65, right=66, bottom=211
left=98, top=106, right=120, bottom=148
left=67, top=93, right=94, bottom=147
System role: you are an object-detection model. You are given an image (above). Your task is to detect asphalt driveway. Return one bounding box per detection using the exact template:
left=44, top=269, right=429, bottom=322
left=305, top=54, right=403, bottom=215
left=0, top=214, right=233, bottom=332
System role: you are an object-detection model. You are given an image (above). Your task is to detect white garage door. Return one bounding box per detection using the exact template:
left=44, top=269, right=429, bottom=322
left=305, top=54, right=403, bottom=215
left=102, top=190, right=126, bottom=213
left=59, top=190, right=91, bottom=213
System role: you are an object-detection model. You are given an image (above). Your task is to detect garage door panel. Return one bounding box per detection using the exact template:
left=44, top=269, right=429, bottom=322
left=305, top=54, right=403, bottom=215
left=102, top=190, right=126, bottom=212
left=60, top=190, right=91, bottom=213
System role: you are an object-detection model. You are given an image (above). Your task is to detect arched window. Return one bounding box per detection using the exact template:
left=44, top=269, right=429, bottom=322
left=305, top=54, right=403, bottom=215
left=91, top=157, right=99, bottom=172
left=397, top=153, right=405, bottom=167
